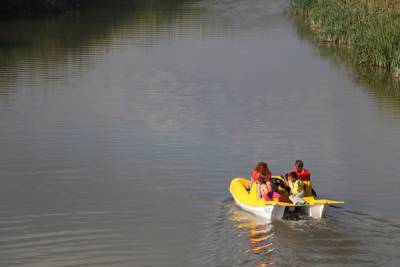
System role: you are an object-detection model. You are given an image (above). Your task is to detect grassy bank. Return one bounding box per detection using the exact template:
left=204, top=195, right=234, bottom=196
left=290, top=0, right=400, bottom=77
left=0, top=0, right=81, bottom=16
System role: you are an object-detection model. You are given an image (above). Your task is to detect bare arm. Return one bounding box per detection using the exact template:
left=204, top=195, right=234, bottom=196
left=259, top=184, right=267, bottom=199
left=247, top=179, right=253, bottom=190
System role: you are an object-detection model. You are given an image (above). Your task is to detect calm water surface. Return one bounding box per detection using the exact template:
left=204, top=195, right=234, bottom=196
left=1, top=0, right=400, bottom=266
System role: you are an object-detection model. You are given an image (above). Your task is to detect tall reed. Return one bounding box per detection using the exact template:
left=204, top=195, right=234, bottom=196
left=290, top=0, right=400, bottom=77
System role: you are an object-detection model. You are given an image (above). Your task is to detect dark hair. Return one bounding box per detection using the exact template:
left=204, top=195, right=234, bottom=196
left=253, top=162, right=270, bottom=177
left=259, top=174, right=267, bottom=184
left=289, top=172, right=298, bottom=179
left=295, top=160, right=304, bottom=168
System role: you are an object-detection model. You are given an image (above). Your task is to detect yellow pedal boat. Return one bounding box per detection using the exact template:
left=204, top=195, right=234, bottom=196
left=229, top=177, right=344, bottom=221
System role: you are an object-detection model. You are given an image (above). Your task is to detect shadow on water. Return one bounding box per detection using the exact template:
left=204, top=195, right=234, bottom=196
left=0, top=0, right=195, bottom=93
left=291, top=17, right=400, bottom=113
left=196, top=198, right=400, bottom=266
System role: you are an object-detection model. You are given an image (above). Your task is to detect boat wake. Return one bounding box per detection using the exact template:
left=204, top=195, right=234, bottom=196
left=193, top=197, right=400, bottom=267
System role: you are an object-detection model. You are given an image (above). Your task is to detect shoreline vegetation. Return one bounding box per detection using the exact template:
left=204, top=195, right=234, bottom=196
left=2, top=0, right=399, bottom=80
left=289, top=0, right=400, bottom=78
left=0, top=0, right=82, bottom=16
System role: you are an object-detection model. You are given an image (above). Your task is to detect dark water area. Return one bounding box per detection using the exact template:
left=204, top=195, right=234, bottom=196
left=1, top=0, right=400, bottom=266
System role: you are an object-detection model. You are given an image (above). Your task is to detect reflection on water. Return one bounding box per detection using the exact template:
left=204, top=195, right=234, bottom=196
left=230, top=210, right=274, bottom=266
left=293, top=17, right=400, bottom=114
left=222, top=200, right=400, bottom=266
left=0, top=0, right=194, bottom=92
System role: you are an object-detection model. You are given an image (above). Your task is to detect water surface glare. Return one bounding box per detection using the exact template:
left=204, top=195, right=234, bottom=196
left=1, top=0, right=400, bottom=266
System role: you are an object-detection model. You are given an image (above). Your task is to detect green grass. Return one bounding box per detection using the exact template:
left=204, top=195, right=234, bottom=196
left=290, top=0, right=400, bottom=77
left=0, top=0, right=81, bottom=16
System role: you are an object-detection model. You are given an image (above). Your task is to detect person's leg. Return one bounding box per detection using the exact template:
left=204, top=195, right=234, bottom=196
left=289, top=193, right=305, bottom=204
left=272, top=192, right=281, bottom=198
left=294, top=191, right=306, bottom=204
left=298, top=191, right=305, bottom=203
left=257, top=182, right=262, bottom=199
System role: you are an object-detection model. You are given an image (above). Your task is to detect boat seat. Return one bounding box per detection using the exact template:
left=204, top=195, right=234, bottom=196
left=303, top=180, right=313, bottom=197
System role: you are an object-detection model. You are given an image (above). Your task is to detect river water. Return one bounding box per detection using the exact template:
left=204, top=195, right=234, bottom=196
left=1, top=0, right=400, bottom=266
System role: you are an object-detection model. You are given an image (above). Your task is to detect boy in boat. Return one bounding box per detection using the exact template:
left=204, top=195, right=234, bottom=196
left=247, top=162, right=272, bottom=199
left=289, top=160, right=311, bottom=181
left=286, top=172, right=306, bottom=205
left=288, top=160, right=315, bottom=196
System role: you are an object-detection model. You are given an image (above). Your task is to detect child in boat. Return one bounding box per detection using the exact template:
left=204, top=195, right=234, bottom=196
left=247, top=162, right=272, bottom=199
left=286, top=172, right=306, bottom=204
left=288, top=160, right=311, bottom=182
left=288, top=159, right=316, bottom=196
left=259, top=175, right=281, bottom=201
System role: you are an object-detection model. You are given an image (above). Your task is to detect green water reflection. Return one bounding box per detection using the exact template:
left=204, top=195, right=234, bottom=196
left=0, top=0, right=194, bottom=91
left=293, top=17, right=400, bottom=111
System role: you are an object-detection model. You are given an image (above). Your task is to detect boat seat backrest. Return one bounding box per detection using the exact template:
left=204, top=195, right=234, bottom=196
left=249, top=182, right=259, bottom=200
left=303, top=180, right=313, bottom=197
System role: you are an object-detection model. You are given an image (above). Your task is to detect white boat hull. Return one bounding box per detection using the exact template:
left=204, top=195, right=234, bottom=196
left=229, top=177, right=342, bottom=221
left=232, top=195, right=286, bottom=221
left=301, top=204, right=327, bottom=219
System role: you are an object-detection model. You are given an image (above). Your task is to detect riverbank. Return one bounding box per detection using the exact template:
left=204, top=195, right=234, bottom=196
left=289, top=0, right=400, bottom=78
left=0, top=0, right=81, bottom=16
left=0, top=0, right=92, bottom=18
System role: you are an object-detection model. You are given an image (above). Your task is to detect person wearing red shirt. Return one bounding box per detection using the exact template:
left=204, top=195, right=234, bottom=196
left=288, top=160, right=315, bottom=196
left=247, top=162, right=272, bottom=199
left=289, top=160, right=311, bottom=182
